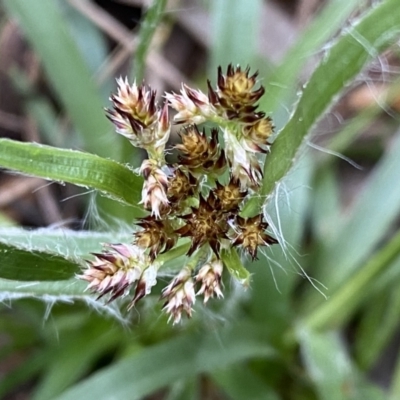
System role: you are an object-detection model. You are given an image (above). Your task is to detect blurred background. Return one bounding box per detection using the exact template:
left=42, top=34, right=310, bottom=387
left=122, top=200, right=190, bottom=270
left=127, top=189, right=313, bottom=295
left=1, top=0, right=400, bottom=399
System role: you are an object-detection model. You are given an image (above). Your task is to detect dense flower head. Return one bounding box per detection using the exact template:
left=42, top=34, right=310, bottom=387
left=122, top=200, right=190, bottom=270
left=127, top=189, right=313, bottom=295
left=80, top=64, right=280, bottom=323
left=106, top=77, right=170, bottom=154
left=175, top=196, right=229, bottom=256
left=216, top=65, right=265, bottom=110
left=79, top=243, right=156, bottom=304
left=175, top=125, right=226, bottom=174
left=232, top=215, right=278, bottom=260
left=134, top=215, right=177, bottom=261
left=211, top=179, right=246, bottom=212
left=195, top=258, right=224, bottom=303
left=139, top=159, right=170, bottom=217
left=223, top=129, right=263, bottom=189
left=161, top=267, right=196, bottom=324
left=165, top=84, right=217, bottom=124
left=167, top=167, right=197, bottom=204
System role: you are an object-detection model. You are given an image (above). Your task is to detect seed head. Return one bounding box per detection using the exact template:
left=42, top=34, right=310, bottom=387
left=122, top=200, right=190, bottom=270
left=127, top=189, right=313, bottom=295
left=167, top=167, right=197, bottom=204
left=79, top=243, right=151, bottom=302
left=134, top=215, right=177, bottom=260
left=128, top=262, right=158, bottom=309
left=166, top=84, right=216, bottom=124
left=223, top=129, right=262, bottom=190
left=175, top=126, right=226, bottom=174
left=106, top=78, right=170, bottom=153
left=140, top=160, right=170, bottom=218
left=211, top=178, right=246, bottom=212
left=161, top=267, right=196, bottom=324
left=195, top=258, right=224, bottom=303
left=216, top=65, right=264, bottom=110
left=232, top=215, right=278, bottom=260
left=175, top=196, right=228, bottom=256
left=242, top=116, right=274, bottom=152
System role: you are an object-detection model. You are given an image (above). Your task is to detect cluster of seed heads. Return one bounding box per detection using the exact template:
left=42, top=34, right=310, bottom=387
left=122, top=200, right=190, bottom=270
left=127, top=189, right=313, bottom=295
left=79, top=65, right=278, bottom=324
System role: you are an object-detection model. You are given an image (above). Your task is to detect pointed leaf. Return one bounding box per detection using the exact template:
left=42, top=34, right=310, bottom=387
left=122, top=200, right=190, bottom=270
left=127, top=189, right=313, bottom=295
left=0, top=139, right=144, bottom=209
left=0, top=242, right=79, bottom=281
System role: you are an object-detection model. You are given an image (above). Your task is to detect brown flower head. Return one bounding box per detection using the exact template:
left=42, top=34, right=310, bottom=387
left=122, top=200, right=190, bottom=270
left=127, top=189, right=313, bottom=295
left=211, top=178, right=247, bottom=212
left=175, top=126, right=226, bottom=173
left=242, top=116, right=274, bottom=152
left=161, top=267, right=196, bottom=324
left=195, top=258, right=224, bottom=303
left=134, top=215, right=177, bottom=261
left=79, top=243, right=153, bottom=303
left=175, top=196, right=228, bottom=256
left=167, top=167, right=197, bottom=204
left=232, top=215, right=278, bottom=260
left=215, top=64, right=264, bottom=111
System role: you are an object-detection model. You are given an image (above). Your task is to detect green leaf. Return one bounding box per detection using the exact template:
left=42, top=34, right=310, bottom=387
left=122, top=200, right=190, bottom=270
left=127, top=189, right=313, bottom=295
left=0, top=278, right=87, bottom=297
left=32, top=322, right=120, bottom=400
left=212, top=364, right=279, bottom=400
left=0, top=227, right=132, bottom=258
left=0, top=139, right=144, bottom=210
left=3, top=0, right=115, bottom=158
left=305, top=229, right=400, bottom=331
left=220, top=248, right=250, bottom=285
left=243, top=0, right=400, bottom=216
left=248, top=151, right=313, bottom=333
left=298, top=326, right=386, bottom=400
left=56, top=322, right=275, bottom=400
left=309, top=130, right=400, bottom=300
left=261, top=0, right=363, bottom=116
left=131, top=0, right=167, bottom=82
left=355, top=287, right=400, bottom=369
left=0, top=242, right=79, bottom=281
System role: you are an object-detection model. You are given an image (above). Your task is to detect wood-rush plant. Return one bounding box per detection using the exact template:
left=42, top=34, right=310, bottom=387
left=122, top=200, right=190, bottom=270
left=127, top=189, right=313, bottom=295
left=80, top=66, right=278, bottom=323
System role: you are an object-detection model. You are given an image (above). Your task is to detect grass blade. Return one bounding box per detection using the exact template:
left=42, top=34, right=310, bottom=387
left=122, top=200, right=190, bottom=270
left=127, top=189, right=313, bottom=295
left=0, top=242, right=79, bottom=281
left=310, top=130, right=400, bottom=297
left=57, top=322, right=275, bottom=400
left=305, top=229, right=400, bottom=331
left=131, top=0, right=167, bottom=82
left=298, top=326, right=386, bottom=400
left=0, top=278, right=86, bottom=297
left=0, top=139, right=144, bottom=210
left=0, top=228, right=132, bottom=258
left=243, top=0, right=400, bottom=217
left=212, top=365, right=279, bottom=400
left=261, top=0, right=364, bottom=116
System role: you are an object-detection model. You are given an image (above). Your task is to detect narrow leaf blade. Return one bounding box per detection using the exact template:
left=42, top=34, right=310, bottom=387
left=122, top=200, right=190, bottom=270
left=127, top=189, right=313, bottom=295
left=0, top=139, right=144, bottom=209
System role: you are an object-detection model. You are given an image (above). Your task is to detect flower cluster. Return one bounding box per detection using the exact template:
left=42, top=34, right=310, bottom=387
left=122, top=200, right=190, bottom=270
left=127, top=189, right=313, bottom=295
left=80, top=65, right=278, bottom=323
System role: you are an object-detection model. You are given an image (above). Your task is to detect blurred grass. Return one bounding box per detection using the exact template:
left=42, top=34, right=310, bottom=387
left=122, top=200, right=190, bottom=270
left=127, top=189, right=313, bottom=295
left=1, top=0, right=400, bottom=399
